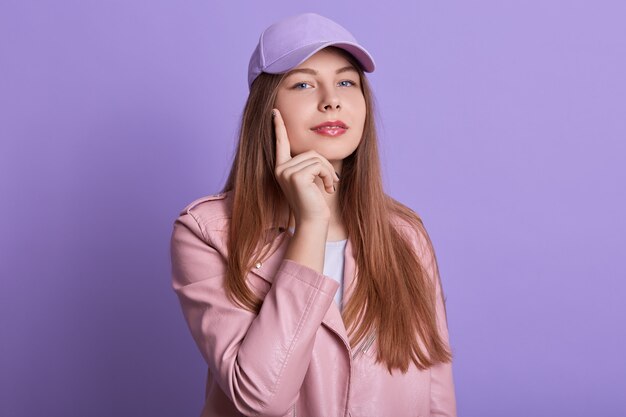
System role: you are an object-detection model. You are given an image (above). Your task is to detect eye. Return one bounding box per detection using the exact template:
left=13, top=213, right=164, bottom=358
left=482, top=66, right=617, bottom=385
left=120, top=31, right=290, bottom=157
left=292, top=82, right=312, bottom=90
left=338, top=80, right=356, bottom=87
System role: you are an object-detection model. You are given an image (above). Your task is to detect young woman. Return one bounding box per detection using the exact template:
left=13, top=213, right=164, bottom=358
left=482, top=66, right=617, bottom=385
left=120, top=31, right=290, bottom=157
left=170, top=13, right=457, bottom=417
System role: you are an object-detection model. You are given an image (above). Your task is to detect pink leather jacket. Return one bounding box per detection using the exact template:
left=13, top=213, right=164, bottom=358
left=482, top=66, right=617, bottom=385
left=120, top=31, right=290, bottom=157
left=170, top=191, right=457, bottom=417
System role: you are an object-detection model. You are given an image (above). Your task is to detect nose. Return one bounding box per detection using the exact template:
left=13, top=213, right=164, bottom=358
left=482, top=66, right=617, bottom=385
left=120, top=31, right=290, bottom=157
left=319, top=87, right=341, bottom=112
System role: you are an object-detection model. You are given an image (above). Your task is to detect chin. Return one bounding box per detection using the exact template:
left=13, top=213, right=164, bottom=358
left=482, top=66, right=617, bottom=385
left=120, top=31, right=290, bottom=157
left=290, top=135, right=360, bottom=159
left=312, top=146, right=357, bottom=161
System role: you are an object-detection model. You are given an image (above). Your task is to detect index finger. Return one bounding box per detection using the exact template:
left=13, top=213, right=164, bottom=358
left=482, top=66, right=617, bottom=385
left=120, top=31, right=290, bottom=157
left=272, top=108, right=291, bottom=166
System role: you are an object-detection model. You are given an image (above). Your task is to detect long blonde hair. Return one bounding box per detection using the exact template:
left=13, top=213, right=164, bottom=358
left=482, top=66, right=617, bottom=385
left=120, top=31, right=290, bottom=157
left=221, top=47, right=452, bottom=373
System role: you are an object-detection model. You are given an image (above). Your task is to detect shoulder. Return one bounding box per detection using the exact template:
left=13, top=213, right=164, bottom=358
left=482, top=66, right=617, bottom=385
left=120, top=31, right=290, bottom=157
left=386, top=198, right=432, bottom=260
left=176, top=190, right=233, bottom=232
left=386, top=198, right=422, bottom=236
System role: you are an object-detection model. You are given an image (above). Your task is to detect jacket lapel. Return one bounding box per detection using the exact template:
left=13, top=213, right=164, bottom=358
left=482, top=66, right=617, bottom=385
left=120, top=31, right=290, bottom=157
left=248, top=231, right=355, bottom=351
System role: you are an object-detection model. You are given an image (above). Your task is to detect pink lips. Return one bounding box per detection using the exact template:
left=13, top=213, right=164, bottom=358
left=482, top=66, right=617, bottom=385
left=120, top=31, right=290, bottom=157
left=311, top=120, right=348, bottom=137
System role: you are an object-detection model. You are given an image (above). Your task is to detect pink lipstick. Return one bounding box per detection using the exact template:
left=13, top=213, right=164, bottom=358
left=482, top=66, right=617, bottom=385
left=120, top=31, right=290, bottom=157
left=311, top=120, right=348, bottom=137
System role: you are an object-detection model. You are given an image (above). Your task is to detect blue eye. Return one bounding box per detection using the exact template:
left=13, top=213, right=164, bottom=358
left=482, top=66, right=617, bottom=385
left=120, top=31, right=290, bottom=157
left=338, top=80, right=355, bottom=87
left=292, top=82, right=311, bottom=89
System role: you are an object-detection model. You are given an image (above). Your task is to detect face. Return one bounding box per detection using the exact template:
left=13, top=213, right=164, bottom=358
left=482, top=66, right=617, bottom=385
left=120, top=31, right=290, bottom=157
left=273, top=48, right=367, bottom=168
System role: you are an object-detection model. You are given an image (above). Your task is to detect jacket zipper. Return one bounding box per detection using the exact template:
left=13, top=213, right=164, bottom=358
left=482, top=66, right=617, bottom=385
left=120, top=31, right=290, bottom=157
left=341, top=333, right=376, bottom=417
left=292, top=404, right=296, bottom=417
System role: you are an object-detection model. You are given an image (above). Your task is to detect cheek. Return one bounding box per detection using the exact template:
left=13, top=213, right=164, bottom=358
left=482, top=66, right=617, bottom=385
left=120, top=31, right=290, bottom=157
left=280, top=112, right=303, bottom=136
left=348, top=93, right=366, bottom=121
left=275, top=104, right=305, bottom=130
left=289, top=134, right=312, bottom=154
left=280, top=118, right=309, bottom=153
left=358, top=98, right=367, bottom=120
left=354, top=101, right=367, bottom=133
left=277, top=105, right=310, bottom=140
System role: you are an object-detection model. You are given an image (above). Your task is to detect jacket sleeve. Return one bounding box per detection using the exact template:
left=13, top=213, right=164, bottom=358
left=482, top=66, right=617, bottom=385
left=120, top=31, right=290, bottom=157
left=170, top=211, right=339, bottom=417
left=413, top=226, right=458, bottom=417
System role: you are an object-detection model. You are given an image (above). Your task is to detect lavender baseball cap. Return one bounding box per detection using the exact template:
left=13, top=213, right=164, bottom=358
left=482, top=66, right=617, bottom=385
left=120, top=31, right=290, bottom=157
left=247, top=13, right=376, bottom=89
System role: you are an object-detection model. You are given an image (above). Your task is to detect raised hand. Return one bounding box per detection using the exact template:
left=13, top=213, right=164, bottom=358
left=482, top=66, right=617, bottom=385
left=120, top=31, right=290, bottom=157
left=272, top=108, right=340, bottom=224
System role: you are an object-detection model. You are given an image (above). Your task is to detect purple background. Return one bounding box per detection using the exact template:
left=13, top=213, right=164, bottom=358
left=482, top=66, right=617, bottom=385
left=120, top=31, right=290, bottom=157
left=2, top=1, right=625, bottom=416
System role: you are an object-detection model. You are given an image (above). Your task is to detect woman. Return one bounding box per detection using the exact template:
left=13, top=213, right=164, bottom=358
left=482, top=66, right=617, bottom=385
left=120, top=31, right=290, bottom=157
left=170, top=12, right=457, bottom=417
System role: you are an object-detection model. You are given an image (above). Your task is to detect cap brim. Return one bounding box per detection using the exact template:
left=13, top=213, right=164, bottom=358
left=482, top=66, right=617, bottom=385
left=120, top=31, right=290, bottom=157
left=263, top=41, right=375, bottom=75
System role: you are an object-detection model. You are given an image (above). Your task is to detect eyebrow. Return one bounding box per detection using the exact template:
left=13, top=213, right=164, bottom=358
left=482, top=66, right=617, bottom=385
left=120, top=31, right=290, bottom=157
left=284, top=65, right=358, bottom=78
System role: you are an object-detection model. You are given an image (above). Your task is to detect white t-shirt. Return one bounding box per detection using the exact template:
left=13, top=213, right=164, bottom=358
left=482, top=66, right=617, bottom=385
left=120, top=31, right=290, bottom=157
left=288, top=227, right=347, bottom=311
